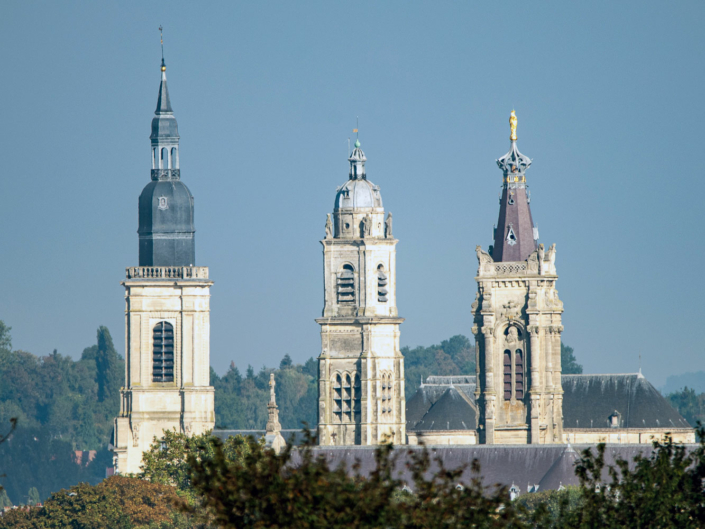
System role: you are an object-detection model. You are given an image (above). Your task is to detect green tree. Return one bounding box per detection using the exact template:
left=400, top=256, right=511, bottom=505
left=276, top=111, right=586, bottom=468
left=27, top=487, right=40, bottom=506
left=95, top=326, right=122, bottom=403
left=185, top=433, right=531, bottom=529
left=0, top=489, right=12, bottom=508
left=402, top=335, right=476, bottom=397
left=551, top=427, right=705, bottom=528
left=667, top=387, right=705, bottom=427
left=560, top=342, right=582, bottom=374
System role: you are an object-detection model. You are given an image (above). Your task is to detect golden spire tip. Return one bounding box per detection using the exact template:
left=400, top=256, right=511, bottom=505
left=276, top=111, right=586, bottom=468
left=509, top=110, right=517, bottom=141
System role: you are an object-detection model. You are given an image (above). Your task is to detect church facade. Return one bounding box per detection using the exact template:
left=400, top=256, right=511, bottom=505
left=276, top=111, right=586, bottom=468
left=112, top=58, right=215, bottom=474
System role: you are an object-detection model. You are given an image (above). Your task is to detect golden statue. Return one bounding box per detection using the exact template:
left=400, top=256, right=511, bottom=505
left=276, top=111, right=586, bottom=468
left=509, top=110, right=517, bottom=141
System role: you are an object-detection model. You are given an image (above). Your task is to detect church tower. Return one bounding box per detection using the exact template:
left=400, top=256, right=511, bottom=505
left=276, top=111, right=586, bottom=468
left=113, top=58, right=215, bottom=474
left=472, top=112, right=564, bottom=444
left=317, top=140, right=405, bottom=446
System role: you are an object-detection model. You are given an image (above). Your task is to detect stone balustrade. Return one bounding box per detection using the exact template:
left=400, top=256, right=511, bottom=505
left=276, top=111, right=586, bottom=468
left=125, top=266, right=209, bottom=279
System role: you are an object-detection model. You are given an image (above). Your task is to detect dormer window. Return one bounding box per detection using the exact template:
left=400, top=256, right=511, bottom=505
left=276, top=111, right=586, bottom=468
left=337, top=265, right=355, bottom=304
left=506, top=226, right=517, bottom=246
left=609, top=411, right=621, bottom=428
left=377, top=264, right=388, bottom=302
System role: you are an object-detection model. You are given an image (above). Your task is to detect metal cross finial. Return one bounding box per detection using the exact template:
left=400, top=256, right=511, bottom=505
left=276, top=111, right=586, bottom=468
left=159, top=26, right=165, bottom=64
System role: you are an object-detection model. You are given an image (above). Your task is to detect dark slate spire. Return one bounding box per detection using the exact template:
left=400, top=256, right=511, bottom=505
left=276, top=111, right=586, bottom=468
left=138, top=58, right=195, bottom=267
left=491, top=111, right=538, bottom=262
left=155, top=59, right=174, bottom=114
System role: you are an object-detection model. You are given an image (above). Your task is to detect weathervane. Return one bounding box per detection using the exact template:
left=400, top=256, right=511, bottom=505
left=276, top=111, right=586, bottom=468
left=159, top=25, right=165, bottom=70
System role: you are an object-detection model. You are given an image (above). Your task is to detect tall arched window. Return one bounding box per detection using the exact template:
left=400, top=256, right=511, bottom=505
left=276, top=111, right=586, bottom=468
left=333, top=374, right=343, bottom=423
left=171, top=147, right=179, bottom=168
left=337, top=264, right=355, bottom=304
left=515, top=350, right=524, bottom=400
left=353, top=374, right=361, bottom=424
left=153, top=322, right=174, bottom=382
left=161, top=147, right=169, bottom=169
left=343, top=374, right=352, bottom=422
left=503, top=350, right=512, bottom=400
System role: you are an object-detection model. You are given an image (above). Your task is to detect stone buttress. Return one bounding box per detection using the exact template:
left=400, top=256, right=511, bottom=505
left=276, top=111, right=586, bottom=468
left=317, top=140, right=405, bottom=446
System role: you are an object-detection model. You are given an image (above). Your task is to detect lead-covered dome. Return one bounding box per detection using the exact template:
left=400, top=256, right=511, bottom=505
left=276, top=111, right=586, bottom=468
left=334, top=140, right=383, bottom=210
left=138, top=180, right=195, bottom=266
left=335, top=178, right=383, bottom=209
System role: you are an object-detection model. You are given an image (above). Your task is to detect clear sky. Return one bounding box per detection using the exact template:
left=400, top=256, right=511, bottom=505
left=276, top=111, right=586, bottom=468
left=1, top=1, right=703, bottom=387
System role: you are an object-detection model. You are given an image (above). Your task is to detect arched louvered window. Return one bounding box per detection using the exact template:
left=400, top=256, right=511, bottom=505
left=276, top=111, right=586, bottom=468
left=380, top=372, right=393, bottom=419
left=337, top=264, right=355, bottom=304
left=503, top=350, right=512, bottom=400
left=515, top=350, right=524, bottom=400
left=353, top=374, right=361, bottom=424
left=333, top=374, right=343, bottom=423
left=153, top=322, right=174, bottom=383
left=377, top=264, right=388, bottom=302
left=343, top=374, right=352, bottom=422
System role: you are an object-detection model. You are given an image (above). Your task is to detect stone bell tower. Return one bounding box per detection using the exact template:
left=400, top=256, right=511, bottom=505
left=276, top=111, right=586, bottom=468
left=317, top=139, right=405, bottom=446
left=472, top=111, right=564, bottom=445
left=113, top=57, right=215, bottom=474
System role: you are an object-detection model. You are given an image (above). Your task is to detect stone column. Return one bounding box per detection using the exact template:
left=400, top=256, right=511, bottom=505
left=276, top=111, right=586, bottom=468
left=527, top=325, right=541, bottom=444
left=482, top=325, right=496, bottom=444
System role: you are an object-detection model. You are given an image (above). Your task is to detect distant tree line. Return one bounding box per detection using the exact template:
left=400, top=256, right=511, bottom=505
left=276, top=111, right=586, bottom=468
left=13, top=315, right=705, bottom=513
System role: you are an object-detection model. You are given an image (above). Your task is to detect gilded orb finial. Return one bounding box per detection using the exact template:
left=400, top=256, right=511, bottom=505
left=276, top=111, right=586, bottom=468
left=509, top=110, right=517, bottom=141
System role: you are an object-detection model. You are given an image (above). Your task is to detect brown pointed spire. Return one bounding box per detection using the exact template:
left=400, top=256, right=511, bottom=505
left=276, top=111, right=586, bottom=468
left=492, top=111, right=538, bottom=262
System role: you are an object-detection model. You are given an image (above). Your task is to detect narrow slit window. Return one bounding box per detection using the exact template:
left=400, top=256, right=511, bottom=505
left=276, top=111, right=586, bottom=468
left=503, top=350, right=512, bottom=400
left=152, top=322, right=174, bottom=383
left=515, top=349, right=524, bottom=400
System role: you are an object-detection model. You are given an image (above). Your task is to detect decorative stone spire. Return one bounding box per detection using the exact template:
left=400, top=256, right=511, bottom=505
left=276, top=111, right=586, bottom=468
left=492, top=111, right=538, bottom=262
left=265, top=373, right=286, bottom=454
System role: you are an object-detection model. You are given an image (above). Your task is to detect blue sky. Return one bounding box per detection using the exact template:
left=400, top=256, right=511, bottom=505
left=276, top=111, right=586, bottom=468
left=0, top=1, right=703, bottom=386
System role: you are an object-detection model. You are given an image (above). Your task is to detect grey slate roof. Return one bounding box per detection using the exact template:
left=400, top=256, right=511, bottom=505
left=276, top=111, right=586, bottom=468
left=406, top=383, right=477, bottom=430
left=414, top=387, right=478, bottom=431
left=562, top=373, right=691, bottom=430
left=538, top=445, right=580, bottom=490
left=407, top=373, right=691, bottom=433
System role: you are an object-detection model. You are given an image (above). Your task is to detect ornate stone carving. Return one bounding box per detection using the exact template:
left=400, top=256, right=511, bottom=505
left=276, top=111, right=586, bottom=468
left=526, top=325, right=539, bottom=335
left=471, top=324, right=479, bottom=336
left=476, top=245, right=493, bottom=265
left=325, top=214, right=333, bottom=239
left=385, top=212, right=393, bottom=239
left=471, top=292, right=480, bottom=312
left=481, top=326, right=494, bottom=336
left=132, top=423, right=140, bottom=447
left=506, top=326, right=519, bottom=345
left=528, top=249, right=539, bottom=274
left=502, top=300, right=521, bottom=320
left=546, top=244, right=556, bottom=274
left=537, top=244, right=545, bottom=275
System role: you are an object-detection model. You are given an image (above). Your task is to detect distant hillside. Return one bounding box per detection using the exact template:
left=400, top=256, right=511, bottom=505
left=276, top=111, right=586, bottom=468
left=661, top=371, right=705, bottom=395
